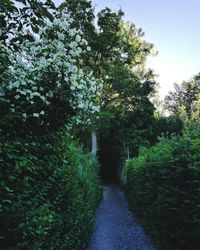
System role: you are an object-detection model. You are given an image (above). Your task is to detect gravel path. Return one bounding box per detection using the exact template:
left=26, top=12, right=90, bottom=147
left=89, top=185, right=155, bottom=250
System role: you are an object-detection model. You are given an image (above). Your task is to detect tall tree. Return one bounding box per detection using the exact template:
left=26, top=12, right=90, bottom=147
left=165, top=73, right=200, bottom=118
left=94, top=9, right=156, bottom=158
left=59, top=1, right=156, bottom=160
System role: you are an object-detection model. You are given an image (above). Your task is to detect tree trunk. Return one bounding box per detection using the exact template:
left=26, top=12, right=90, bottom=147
left=91, top=130, right=97, bottom=156
left=127, top=146, right=130, bottom=160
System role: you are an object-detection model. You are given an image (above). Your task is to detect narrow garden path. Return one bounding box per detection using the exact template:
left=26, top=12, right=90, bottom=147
left=89, top=185, right=155, bottom=250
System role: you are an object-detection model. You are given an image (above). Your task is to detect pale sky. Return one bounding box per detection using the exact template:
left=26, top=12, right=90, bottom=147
left=54, top=0, right=200, bottom=99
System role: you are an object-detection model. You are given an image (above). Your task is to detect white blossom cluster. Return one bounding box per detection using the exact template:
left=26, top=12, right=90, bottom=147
left=1, top=9, right=102, bottom=125
left=69, top=70, right=103, bottom=124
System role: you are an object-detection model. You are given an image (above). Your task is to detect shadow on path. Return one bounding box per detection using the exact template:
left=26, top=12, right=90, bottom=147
left=89, top=185, right=155, bottom=250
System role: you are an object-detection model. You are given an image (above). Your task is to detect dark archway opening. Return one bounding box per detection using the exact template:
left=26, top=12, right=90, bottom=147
left=98, top=137, right=121, bottom=185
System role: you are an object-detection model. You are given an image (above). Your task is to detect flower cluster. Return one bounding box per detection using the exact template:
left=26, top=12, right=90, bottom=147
left=69, top=70, right=103, bottom=124
left=1, top=8, right=102, bottom=128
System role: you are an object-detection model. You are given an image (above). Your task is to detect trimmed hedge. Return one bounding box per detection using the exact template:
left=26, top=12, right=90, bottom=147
left=125, top=123, right=200, bottom=250
left=0, top=128, right=101, bottom=249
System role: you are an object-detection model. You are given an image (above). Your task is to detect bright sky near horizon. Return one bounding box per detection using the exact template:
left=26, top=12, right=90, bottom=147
left=54, top=0, right=200, bottom=99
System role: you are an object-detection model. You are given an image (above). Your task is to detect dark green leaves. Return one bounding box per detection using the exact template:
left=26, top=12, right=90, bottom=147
left=0, top=0, right=56, bottom=51
left=125, top=124, right=200, bottom=250
left=0, top=130, right=101, bottom=249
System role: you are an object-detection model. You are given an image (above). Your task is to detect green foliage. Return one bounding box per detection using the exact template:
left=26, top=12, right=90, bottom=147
left=0, top=128, right=101, bottom=249
left=95, top=13, right=156, bottom=158
left=61, top=1, right=156, bottom=157
left=125, top=123, right=200, bottom=250
left=60, top=0, right=95, bottom=39
left=150, top=115, right=183, bottom=144
left=165, top=73, right=200, bottom=119
left=0, top=0, right=56, bottom=51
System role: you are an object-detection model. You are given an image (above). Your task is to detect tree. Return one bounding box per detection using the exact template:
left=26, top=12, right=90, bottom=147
left=64, top=2, right=156, bottom=147
left=165, top=73, right=200, bottom=119
left=94, top=10, right=156, bottom=159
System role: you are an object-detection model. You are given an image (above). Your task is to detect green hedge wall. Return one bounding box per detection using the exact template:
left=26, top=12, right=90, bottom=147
left=0, top=129, right=101, bottom=249
left=125, top=123, right=200, bottom=250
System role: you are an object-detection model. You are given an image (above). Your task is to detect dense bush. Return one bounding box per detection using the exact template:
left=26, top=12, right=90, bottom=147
left=0, top=128, right=101, bottom=249
left=150, top=115, right=183, bottom=144
left=125, top=123, right=200, bottom=250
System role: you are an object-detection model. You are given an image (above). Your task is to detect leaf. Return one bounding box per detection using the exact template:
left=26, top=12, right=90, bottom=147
left=23, top=34, right=35, bottom=42
left=2, top=199, right=12, bottom=204
left=31, top=24, right=39, bottom=33
left=18, top=22, right=23, bottom=32
left=5, top=186, right=13, bottom=192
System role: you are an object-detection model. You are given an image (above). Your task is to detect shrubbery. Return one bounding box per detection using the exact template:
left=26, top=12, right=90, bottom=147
left=125, top=122, right=200, bottom=250
left=0, top=3, right=102, bottom=249
left=0, top=128, right=101, bottom=249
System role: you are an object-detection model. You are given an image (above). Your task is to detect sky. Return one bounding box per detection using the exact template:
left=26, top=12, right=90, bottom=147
left=54, top=0, right=200, bottom=99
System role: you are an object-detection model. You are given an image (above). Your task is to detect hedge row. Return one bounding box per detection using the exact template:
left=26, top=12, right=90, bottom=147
left=0, top=128, right=101, bottom=249
left=125, top=123, right=200, bottom=250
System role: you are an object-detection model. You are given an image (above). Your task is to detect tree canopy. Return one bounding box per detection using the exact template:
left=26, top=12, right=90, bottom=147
left=165, top=73, right=200, bottom=120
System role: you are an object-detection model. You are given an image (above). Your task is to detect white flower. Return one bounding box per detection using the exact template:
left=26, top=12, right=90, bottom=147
left=32, top=86, right=38, bottom=91
left=81, top=39, right=88, bottom=45
left=22, top=113, right=27, bottom=119
left=69, top=28, right=76, bottom=37
left=78, top=103, right=84, bottom=109
left=76, top=118, right=81, bottom=124
left=93, top=106, right=100, bottom=112
left=58, top=33, right=65, bottom=41
left=69, top=41, right=77, bottom=48
left=69, top=18, right=74, bottom=23
left=99, top=83, right=103, bottom=89
left=70, top=85, right=75, bottom=91
left=57, top=41, right=64, bottom=50
left=86, top=46, right=91, bottom=51
left=15, top=95, right=20, bottom=99
left=62, top=20, right=70, bottom=27
left=75, top=35, right=81, bottom=42
left=33, top=113, right=39, bottom=118
left=45, top=101, right=50, bottom=105
left=19, top=90, right=26, bottom=95
left=53, top=18, right=60, bottom=25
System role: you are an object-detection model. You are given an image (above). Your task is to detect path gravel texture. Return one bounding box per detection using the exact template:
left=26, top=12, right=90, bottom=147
left=89, top=185, right=155, bottom=250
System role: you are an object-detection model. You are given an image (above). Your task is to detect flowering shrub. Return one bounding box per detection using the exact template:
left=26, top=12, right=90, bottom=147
left=0, top=5, right=103, bottom=248
left=0, top=7, right=102, bottom=136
